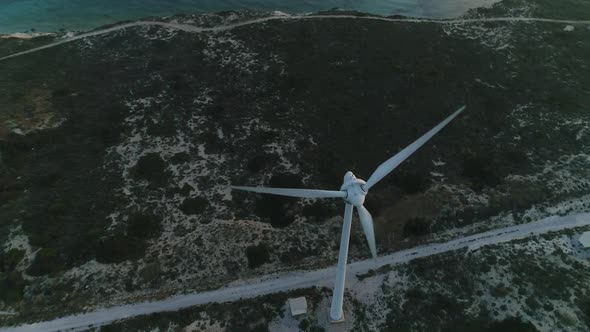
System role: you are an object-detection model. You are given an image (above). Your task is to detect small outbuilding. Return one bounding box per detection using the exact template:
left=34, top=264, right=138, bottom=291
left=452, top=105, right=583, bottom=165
left=579, top=232, right=590, bottom=248
left=288, top=297, right=307, bottom=316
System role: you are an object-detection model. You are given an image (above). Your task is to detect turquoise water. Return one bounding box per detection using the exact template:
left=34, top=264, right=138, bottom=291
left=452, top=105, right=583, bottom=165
left=0, top=0, right=496, bottom=33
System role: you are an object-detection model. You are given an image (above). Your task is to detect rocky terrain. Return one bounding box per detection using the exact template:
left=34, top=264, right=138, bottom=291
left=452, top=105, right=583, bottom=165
left=1, top=0, right=589, bottom=329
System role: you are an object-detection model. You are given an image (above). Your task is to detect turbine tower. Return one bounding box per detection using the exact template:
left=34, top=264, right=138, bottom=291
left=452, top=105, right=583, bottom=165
left=232, top=105, right=465, bottom=322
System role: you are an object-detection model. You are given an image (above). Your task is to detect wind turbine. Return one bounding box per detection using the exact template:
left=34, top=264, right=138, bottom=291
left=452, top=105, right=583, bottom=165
left=231, top=105, right=465, bottom=322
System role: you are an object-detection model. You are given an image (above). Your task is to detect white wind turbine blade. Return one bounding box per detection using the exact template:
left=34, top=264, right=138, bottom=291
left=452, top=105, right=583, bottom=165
left=356, top=205, right=377, bottom=258
left=330, top=203, right=354, bottom=322
left=231, top=186, right=346, bottom=199
left=364, top=105, right=465, bottom=190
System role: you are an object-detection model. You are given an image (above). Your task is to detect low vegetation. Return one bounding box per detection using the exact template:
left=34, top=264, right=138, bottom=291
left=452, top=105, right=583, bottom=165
left=372, top=232, right=590, bottom=331
left=1, top=0, right=590, bottom=325
left=96, top=212, right=162, bottom=263
left=254, top=173, right=303, bottom=228
left=246, top=243, right=271, bottom=269
left=131, top=153, right=170, bottom=185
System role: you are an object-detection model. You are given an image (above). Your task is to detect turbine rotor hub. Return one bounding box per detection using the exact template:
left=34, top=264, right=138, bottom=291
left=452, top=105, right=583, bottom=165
left=341, top=171, right=367, bottom=207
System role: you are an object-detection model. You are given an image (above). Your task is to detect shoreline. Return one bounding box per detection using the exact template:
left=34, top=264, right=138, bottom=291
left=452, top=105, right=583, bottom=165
left=2, top=13, right=590, bottom=62
left=2, top=9, right=589, bottom=41
left=0, top=10, right=390, bottom=37
left=0, top=0, right=503, bottom=34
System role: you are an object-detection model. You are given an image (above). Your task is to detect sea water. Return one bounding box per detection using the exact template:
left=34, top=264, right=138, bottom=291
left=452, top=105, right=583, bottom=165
left=0, top=0, right=498, bottom=33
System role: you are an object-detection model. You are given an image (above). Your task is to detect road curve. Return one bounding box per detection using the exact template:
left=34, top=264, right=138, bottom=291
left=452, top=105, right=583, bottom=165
left=2, top=212, right=589, bottom=332
left=1, top=14, right=590, bottom=62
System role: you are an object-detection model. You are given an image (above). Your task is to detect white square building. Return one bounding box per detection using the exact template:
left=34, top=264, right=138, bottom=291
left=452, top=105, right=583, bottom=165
left=579, top=231, right=590, bottom=248
left=288, top=297, right=307, bottom=316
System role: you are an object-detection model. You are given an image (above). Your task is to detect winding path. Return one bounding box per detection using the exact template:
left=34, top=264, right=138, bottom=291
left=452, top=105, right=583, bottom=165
left=1, top=14, right=590, bottom=62
left=2, top=212, right=589, bottom=332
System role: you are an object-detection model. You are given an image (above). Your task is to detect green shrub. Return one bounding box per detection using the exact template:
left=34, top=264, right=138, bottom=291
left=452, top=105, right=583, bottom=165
left=51, top=87, right=71, bottom=97
left=247, top=154, right=273, bottom=173
left=246, top=244, right=270, bottom=269
left=1, top=248, right=24, bottom=272
left=127, top=212, right=162, bottom=239
left=490, top=284, right=511, bottom=298
left=577, top=296, right=590, bottom=329
left=181, top=183, right=194, bottom=195
left=179, top=197, right=208, bottom=215
left=131, top=153, right=169, bottom=185
left=95, top=234, right=146, bottom=264
left=299, top=319, right=310, bottom=330
left=146, top=112, right=177, bottom=137
left=389, top=171, right=430, bottom=194
left=140, top=262, right=161, bottom=283
left=462, top=155, right=500, bottom=190
left=485, top=317, right=538, bottom=332
left=255, top=173, right=302, bottom=228
left=0, top=271, right=26, bottom=304
left=503, top=149, right=528, bottom=165
left=403, top=217, right=431, bottom=237
left=169, top=152, right=190, bottom=165
left=26, top=248, right=64, bottom=276
left=0, top=172, right=19, bottom=206
left=302, top=202, right=336, bottom=221
left=406, top=287, right=425, bottom=299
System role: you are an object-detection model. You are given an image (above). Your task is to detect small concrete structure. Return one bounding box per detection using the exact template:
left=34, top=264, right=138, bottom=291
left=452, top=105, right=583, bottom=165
left=579, top=232, right=590, bottom=248
left=288, top=297, right=307, bottom=316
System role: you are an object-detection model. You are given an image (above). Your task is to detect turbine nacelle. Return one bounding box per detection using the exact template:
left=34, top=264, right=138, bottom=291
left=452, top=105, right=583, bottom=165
left=340, top=171, right=367, bottom=207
